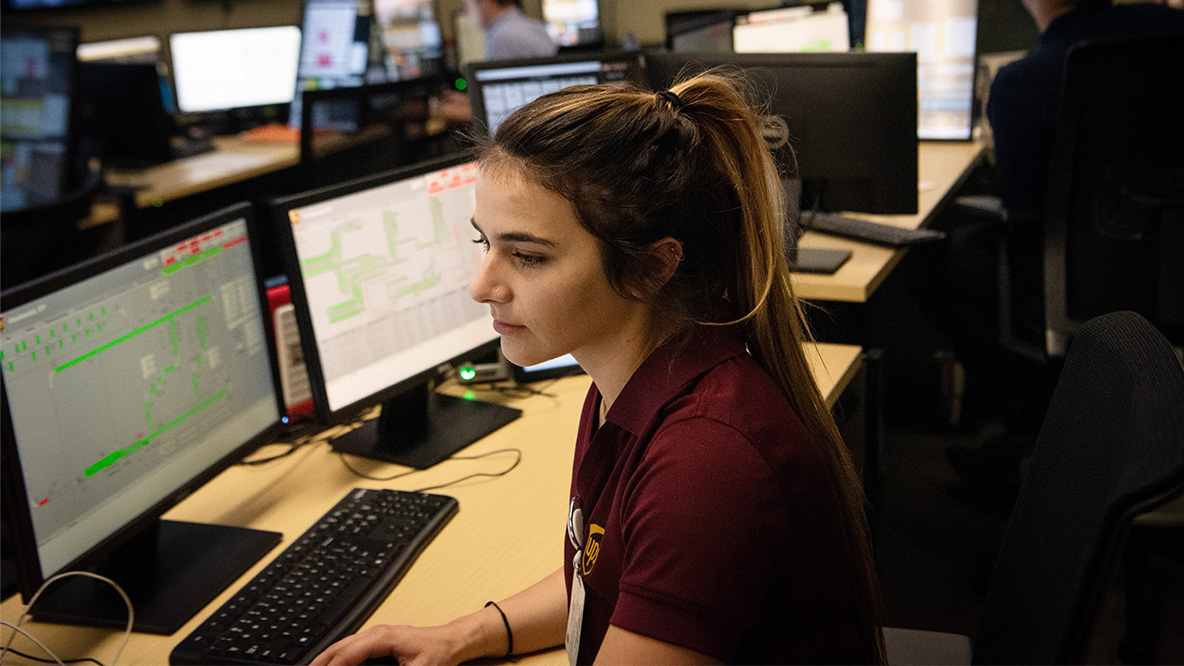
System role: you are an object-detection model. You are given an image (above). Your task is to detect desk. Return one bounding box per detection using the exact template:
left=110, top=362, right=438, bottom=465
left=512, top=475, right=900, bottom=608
left=791, top=141, right=987, bottom=303
left=104, top=136, right=299, bottom=210
left=0, top=350, right=860, bottom=663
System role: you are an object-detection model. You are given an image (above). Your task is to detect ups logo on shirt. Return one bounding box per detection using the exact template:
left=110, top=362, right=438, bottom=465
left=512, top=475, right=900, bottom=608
left=581, top=524, right=605, bottom=577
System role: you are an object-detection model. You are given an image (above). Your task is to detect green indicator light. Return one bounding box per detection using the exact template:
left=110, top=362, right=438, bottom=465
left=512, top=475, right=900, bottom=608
left=459, top=365, right=477, bottom=381
left=455, top=78, right=468, bottom=91
left=463, top=390, right=477, bottom=401
left=152, top=198, right=164, bottom=208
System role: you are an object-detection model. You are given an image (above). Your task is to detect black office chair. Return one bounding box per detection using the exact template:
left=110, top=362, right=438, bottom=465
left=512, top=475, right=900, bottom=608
left=884, top=310, right=1184, bottom=664
left=1, top=166, right=105, bottom=290
left=1041, top=34, right=1184, bottom=357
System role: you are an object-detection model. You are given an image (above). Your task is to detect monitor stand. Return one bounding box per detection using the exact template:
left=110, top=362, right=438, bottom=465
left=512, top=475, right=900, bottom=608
left=29, top=520, right=281, bottom=634
left=331, top=384, right=522, bottom=469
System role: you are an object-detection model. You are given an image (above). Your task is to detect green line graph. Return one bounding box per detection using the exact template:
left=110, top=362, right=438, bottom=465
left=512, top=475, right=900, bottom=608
left=85, top=389, right=228, bottom=477
left=54, top=296, right=211, bottom=373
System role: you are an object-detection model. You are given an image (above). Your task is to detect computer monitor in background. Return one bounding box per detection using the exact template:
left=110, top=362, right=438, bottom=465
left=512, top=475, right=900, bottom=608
left=733, top=3, right=851, bottom=53
left=372, top=0, right=443, bottom=80
left=297, top=0, right=374, bottom=90
left=270, top=155, right=521, bottom=469
left=169, top=26, right=302, bottom=114
left=648, top=52, right=918, bottom=215
left=865, top=0, right=979, bottom=140
left=464, top=51, right=647, bottom=136
left=667, top=10, right=740, bottom=53
left=75, top=37, right=181, bottom=167
left=542, top=0, right=603, bottom=48
left=0, top=203, right=286, bottom=634
left=0, top=25, right=78, bottom=213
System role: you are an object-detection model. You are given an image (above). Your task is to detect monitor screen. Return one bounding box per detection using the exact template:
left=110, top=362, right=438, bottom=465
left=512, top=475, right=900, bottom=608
left=271, top=155, right=520, bottom=469
left=373, top=0, right=443, bottom=81
left=0, top=203, right=285, bottom=633
left=0, top=25, right=78, bottom=213
left=648, top=52, right=918, bottom=215
left=169, top=26, right=302, bottom=113
left=865, top=0, right=979, bottom=140
left=733, top=3, right=851, bottom=53
left=297, top=0, right=372, bottom=89
left=465, top=51, right=647, bottom=136
left=542, top=0, right=603, bottom=48
left=76, top=36, right=161, bottom=63
left=668, top=11, right=738, bottom=54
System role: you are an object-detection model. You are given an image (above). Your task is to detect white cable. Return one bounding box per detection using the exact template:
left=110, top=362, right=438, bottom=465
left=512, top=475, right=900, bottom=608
left=0, top=621, right=66, bottom=666
left=1, top=571, right=134, bottom=666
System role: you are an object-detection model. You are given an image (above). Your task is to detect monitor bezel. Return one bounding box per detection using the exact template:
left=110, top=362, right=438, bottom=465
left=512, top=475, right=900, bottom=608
left=270, top=152, right=500, bottom=426
left=463, top=49, right=647, bottom=136
left=0, top=201, right=287, bottom=603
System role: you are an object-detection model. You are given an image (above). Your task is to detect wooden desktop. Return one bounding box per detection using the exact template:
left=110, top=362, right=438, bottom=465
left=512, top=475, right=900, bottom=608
left=0, top=343, right=860, bottom=666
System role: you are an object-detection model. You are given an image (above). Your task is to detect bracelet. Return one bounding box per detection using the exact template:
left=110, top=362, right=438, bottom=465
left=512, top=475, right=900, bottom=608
left=485, top=600, right=514, bottom=657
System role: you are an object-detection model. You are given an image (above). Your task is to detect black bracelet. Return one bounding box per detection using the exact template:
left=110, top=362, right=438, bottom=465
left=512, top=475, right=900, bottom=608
left=485, top=600, right=513, bottom=657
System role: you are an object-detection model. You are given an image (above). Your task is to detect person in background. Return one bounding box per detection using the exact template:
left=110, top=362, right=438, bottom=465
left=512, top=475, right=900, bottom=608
left=311, top=71, right=885, bottom=666
left=948, top=0, right=1184, bottom=489
left=471, top=0, right=558, bottom=61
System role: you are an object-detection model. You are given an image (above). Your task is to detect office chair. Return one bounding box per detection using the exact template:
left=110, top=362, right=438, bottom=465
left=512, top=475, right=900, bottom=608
left=884, top=310, right=1184, bottom=664
left=1, top=165, right=105, bottom=290
left=1041, top=33, right=1184, bottom=357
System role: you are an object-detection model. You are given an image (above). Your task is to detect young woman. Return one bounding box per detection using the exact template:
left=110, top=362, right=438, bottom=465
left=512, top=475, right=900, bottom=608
left=312, top=71, right=885, bottom=666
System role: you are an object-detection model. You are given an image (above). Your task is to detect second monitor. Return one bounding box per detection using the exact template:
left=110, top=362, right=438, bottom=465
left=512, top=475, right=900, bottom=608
left=271, top=155, right=520, bottom=469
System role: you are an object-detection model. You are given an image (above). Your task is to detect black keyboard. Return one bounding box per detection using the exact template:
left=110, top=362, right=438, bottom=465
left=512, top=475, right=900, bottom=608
left=170, top=488, right=458, bottom=665
left=802, top=211, right=946, bottom=247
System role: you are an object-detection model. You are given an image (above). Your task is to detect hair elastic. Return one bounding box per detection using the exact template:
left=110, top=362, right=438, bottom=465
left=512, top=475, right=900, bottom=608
left=485, top=600, right=513, bottom=657
left=656, top=90, right=684, bottom=111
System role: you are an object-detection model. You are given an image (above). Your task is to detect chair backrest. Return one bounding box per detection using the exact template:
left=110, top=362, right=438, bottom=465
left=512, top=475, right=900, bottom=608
left=1042, top=34, right=1184, bottom=357
left=972, top=311, right=1184, bottom=664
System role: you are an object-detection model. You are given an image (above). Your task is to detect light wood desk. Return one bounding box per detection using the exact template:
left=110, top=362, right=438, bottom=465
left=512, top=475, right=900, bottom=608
left=104, top=136, right=299, bottom=210
left=0, top=343, right=862, bottom=666
left=791, top=140, right=987, bottom=303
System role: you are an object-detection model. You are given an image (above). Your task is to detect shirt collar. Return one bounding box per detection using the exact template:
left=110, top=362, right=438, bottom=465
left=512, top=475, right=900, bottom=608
left=601, top=324, right=748, bottom=437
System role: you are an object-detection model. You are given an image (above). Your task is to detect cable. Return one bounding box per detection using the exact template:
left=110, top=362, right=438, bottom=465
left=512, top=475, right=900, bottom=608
left=0, top=645, right=104, bottom=666
left=336, top=453, right=420, bottom=482
left=0, top=623, right=65, bottom=666
left=411, top=448, right=523, bottom=493
left=1, top=572, right=133, bottom=666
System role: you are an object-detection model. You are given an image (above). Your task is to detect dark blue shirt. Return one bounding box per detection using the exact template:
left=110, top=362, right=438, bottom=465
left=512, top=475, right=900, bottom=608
left=987, top=1, right=1184, bottom=218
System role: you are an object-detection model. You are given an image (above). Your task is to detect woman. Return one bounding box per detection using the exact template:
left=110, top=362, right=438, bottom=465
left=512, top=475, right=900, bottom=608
left=312, top=71, right=885, bottom=665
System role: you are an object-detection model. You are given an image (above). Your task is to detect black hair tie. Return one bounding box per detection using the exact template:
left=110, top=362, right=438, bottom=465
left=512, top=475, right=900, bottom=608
left=656, top=90, right=684, bottom=111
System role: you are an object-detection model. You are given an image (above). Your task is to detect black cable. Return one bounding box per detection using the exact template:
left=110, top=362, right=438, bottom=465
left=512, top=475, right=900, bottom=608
left=336, top=453, right=420, bottom=482
left=411, top=448, right=522, bottom=493
left=0, top=646, right=105, bottom=666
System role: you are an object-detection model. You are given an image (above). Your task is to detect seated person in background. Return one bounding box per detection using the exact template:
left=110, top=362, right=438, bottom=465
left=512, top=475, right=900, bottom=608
left=312, top=73, right=885, bottom=665
left=436, top=0, right=559, bottom=125
left=472, top=0, right=558, bottom=61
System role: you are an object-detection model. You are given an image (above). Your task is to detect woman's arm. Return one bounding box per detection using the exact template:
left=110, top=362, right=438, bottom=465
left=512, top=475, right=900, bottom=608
left=594, top=626, right=722, bottom=666
left=310, top=567, right=568, bottom=666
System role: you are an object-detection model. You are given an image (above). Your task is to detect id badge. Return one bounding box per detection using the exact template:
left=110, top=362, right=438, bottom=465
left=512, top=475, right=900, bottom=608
left=566, top=557, right=586, bottom=666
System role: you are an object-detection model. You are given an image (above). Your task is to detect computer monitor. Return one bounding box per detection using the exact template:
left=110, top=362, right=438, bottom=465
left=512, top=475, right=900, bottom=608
left=0, top=25, right=78, bottom=213
left=647, top=52, right=918, bottom=215
left=373, top=0, right=443, bottom=81
left=169, top=26, right=302, bottom=114
left=542, top=0, right=603, bottom=48
left=865, top=0, right=979, bottom=140
left=464, top=51, right=647, bottom=136
left=0, top=203, right=286, bottom=634
left=270, top=154, right=521, bottom=469
left=667, top=10, right=740, bottom=54
left=733, top=3, right=851, bottom=53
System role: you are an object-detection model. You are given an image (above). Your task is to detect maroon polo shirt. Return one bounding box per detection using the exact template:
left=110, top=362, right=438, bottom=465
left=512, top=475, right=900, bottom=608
left=564, top=324, right=875, bottom=664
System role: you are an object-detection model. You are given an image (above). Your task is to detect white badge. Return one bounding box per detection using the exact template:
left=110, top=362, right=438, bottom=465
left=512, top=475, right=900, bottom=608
left=566, top=554, right=586, bottom=666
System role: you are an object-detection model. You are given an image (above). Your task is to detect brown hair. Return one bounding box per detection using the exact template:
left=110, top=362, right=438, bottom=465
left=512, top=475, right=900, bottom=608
left=478, top=72, right=885, bottom=662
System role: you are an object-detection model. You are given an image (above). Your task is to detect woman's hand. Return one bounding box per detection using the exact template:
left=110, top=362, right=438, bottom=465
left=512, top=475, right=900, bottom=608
left=309, top=623, right=468, bottom=666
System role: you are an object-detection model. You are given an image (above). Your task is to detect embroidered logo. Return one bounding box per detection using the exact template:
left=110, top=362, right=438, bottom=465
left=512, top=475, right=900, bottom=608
left=581, top=524, right=605, bottom=577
